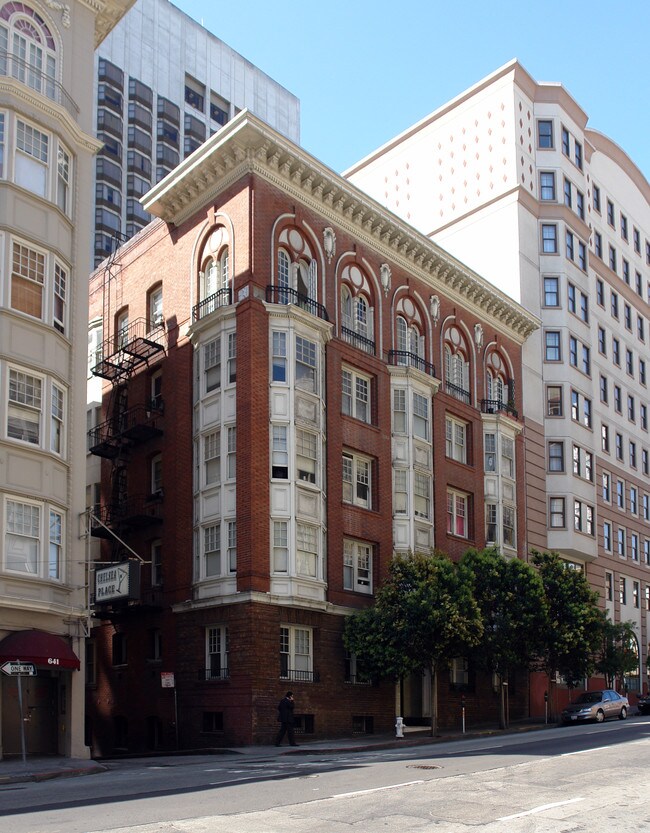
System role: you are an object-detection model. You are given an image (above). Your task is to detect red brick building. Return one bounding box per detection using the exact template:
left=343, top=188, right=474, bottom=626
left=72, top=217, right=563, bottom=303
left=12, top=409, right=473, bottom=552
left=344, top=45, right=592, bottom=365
left=85, top=113, right=537, bottom=754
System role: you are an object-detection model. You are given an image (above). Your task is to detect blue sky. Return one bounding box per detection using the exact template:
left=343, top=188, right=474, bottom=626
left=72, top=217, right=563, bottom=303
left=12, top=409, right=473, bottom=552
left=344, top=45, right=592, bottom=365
left=175, top=0, right=650, bottom=181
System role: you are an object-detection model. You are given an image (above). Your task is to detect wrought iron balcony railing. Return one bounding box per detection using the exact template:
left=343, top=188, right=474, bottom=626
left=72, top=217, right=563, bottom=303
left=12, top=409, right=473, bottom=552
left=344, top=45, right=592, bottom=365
left=265, top=285, right=329, bottom=322
left=445, top=380, right=471, bottom=405
left=480, top=398, right=518, bottom=419
left=199, top=666, right=230, bottom=681
left=388, top=350, right=436, bottom=377
left=341, top=326, right=375, bottom=355
left=192, top=287, right=232, bottom=321
left=0, top=50, right=78, bottom=117
left=280, top=668, right=320, bottom=683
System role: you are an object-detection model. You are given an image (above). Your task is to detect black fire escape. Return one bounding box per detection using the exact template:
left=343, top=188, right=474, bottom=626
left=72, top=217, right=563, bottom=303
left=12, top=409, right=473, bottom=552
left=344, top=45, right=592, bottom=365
left=88, top=317, right=166, bottom=609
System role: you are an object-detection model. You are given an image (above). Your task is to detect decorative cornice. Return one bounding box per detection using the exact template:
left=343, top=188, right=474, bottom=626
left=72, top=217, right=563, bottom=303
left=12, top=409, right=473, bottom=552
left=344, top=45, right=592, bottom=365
left=44, top=0, right=71, bottom=27
left=143, top=112, right=539, bottom=342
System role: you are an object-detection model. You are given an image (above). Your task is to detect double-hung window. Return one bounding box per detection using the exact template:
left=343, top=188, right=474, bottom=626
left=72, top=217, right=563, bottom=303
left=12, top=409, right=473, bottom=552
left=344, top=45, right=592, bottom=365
left=413, top=393, right=429, bottom=440
left=342, top=367, right=370, bottom=423
left=295, top=336, right=317, bottom=393
left=296, top=429, right=317, bottom=484
left=4, top=498, right=65, bottom=581
left=414, top=473, right=431, bottom=519
left=343, top=539, right=372, bottom=593
left=392, top=389, right=407, bottom=433
left=205, top=626, right=229, bottom=680
left=8, top=368, right=41, bottom=444
left=446, top=416, right=467, bottom=463
left=204, top=431, right=220, bottom=485
left=280, top=625, right=312, bottom=681
left=204, top=337, right=221, bottom=392
left=16, top=119, right=48, bottom=197
left=342, top=451, right=371, bottom=508
left=296, top=523, right=318, bottom=578
left=271, top=425, right=288, bottom=479
left=271, top=331, right=287, bottom=382
left=447, top=490, right=468, bottom=538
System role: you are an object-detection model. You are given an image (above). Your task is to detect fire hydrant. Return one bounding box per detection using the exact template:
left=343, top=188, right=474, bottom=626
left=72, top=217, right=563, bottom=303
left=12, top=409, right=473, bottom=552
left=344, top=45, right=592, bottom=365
left=395, top=716, right=404, bottom=738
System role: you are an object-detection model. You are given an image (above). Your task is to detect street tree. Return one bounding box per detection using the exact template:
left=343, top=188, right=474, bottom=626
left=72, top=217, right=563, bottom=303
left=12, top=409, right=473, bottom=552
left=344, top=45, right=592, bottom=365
left=531, top=550, right=603, bottom=715
left=461, top=547, right=548, bottom=728
left=344, top=551, right=482, bottom=736
left=596, top=618, right=639, bottom=690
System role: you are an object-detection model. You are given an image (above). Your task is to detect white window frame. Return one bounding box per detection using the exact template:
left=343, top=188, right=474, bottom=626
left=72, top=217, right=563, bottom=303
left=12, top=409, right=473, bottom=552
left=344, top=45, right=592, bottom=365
left=280, top=625, right=312, bottom=681
left=296, top=522, right=319, bottom=578
left=4, top=496, right=65, bottom=582
left=392, top=388, right=407, bottom=434
left=205, top=625, right=229, bottom=680
left=447, top=489, right=468, bottom=538
left=296, top=428, right=318, bottom=485
left=446, top=415, right=467, bottom=463
left=414, top=472, right=431, bottom=519
left=342, top=366, right=370, bottom=423
left=342, top=451, right=372, bottom=509
left=271, top=330, right=287, bottom=382
left=272, top=520, right=288, bottom=573
left=295, top=335, right=317, bottom=393
left=204, top=431, right=220, bottom=485
left=271, top=424, right=288, bottom=479
left=343, top=539, right=372, bottom=594
left=413, top=392, right=429, bottom=440
left=7, top=366, right=42, bottom=445
left=204, top=337, right=221, bottom=392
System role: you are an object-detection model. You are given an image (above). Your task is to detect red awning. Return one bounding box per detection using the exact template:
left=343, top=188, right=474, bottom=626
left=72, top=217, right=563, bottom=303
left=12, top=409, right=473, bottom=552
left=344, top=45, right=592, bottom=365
left=0, top=630, right=80, bottom=670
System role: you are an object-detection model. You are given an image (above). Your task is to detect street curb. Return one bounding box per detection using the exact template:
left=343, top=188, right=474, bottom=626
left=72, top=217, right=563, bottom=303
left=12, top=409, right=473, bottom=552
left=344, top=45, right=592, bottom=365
left=0, top=763, right=108, bottom=785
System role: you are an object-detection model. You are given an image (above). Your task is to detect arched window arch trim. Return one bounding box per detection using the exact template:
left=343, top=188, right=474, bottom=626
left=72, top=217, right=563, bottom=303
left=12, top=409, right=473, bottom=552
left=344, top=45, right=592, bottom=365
left=442, top=318, right=473, bottom=405
left=338, top=257, right=377, bottom=354
left=0, top=3, right=60, bottom=97
left=271, top=216, right=325, bottom=306
left=484, top=345, right=516, bottom=410
left=191, top=213, right=234, bottom=315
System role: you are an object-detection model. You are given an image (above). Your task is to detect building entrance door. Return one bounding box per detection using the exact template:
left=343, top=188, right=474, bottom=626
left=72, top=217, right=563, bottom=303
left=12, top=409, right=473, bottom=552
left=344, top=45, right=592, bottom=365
left=2, top=673, right=58, bottom=756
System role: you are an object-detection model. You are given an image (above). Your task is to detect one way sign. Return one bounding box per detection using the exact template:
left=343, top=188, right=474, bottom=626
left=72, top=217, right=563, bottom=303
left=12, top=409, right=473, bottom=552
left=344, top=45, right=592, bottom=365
left=1, top=661, right=36, bottom=676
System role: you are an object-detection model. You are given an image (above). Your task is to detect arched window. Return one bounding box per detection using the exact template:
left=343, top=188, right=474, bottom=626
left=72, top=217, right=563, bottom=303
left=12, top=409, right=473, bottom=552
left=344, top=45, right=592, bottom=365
left=396, top=314, right=424, bottom=367
left=444, top=328, right=470, bottom=405
left=339, top=263, right=375, bottom=354
left=0, top=4, right=57, bottom=100
left=198, top=226, right=230, bottom=316
left=277, top=248, right=290, bottom=302
left=274, top=227, right=318, bottom=309
left=485, top=351, right=515, bottom=414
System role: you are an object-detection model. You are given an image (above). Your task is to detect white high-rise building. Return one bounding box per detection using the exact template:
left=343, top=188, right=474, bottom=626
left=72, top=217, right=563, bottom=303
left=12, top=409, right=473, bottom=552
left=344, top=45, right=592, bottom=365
left=348, top=59, right=650, bottom=698
left=91, top=0, right=300, bottom=266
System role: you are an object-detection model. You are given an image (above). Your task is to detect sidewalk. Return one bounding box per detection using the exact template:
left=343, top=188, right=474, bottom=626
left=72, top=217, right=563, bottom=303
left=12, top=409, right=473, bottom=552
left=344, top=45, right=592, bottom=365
left=0, top=721, right=552, bottom=785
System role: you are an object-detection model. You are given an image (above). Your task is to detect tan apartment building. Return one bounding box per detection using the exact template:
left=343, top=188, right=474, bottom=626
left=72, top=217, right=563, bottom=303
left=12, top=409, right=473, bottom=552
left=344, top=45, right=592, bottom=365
left=0, top=0, right=133, bottom=759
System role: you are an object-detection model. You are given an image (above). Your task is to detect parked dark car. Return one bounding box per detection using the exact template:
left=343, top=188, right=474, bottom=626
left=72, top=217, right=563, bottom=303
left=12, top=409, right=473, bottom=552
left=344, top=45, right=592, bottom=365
left=637, top=693, right=650, bottom=715
left=561, top=689, right=628, bottom=724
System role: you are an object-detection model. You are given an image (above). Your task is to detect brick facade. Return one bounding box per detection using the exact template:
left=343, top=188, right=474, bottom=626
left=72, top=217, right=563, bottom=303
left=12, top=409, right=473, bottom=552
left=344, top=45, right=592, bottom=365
left=85, top=113, right=536, bottom=754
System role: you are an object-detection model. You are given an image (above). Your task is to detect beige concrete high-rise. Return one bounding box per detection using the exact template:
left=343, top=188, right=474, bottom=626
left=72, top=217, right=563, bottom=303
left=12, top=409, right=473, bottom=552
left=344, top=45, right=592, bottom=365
left=348, top=60, right=650, bottom=703
left=0, top=0, right=134, bottom=759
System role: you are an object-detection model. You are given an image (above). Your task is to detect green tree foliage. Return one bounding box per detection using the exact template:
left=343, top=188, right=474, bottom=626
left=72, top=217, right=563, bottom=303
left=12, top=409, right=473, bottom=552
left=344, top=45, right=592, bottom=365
left=531, top=550, right=603, bottom=713
left=596, top=619, right=639, bottom=689
left=344, top=551, right=482, bottom=736
left=461, top=548, right=548, bottom=727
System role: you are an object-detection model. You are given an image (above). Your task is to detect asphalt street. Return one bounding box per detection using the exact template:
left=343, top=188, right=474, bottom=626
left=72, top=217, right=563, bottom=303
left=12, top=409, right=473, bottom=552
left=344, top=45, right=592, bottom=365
left=1, top=717, right=649, bottom=832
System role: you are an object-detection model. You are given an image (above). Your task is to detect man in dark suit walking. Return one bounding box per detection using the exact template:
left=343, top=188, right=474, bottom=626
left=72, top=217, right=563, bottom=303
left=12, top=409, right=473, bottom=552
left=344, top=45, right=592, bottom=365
left=275, top=691, right=298, bottom=746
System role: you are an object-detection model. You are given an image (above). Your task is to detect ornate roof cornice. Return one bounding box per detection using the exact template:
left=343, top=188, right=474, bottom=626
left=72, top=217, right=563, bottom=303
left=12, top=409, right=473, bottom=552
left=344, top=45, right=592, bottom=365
left=143, top=112, right=539, bottom=342
left=77, top=0, right=136, bottom=47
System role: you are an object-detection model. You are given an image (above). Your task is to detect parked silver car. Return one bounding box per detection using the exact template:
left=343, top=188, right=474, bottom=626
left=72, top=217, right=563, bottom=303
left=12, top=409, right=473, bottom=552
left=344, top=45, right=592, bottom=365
left=561, top=689, right=629, bottom=724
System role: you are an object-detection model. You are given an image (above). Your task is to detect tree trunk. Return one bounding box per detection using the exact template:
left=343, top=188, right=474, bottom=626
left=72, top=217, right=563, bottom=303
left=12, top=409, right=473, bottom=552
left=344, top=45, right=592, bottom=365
left=430, top=663, right=438, bottom=737
left=497, top=673, right=506, bottom=729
